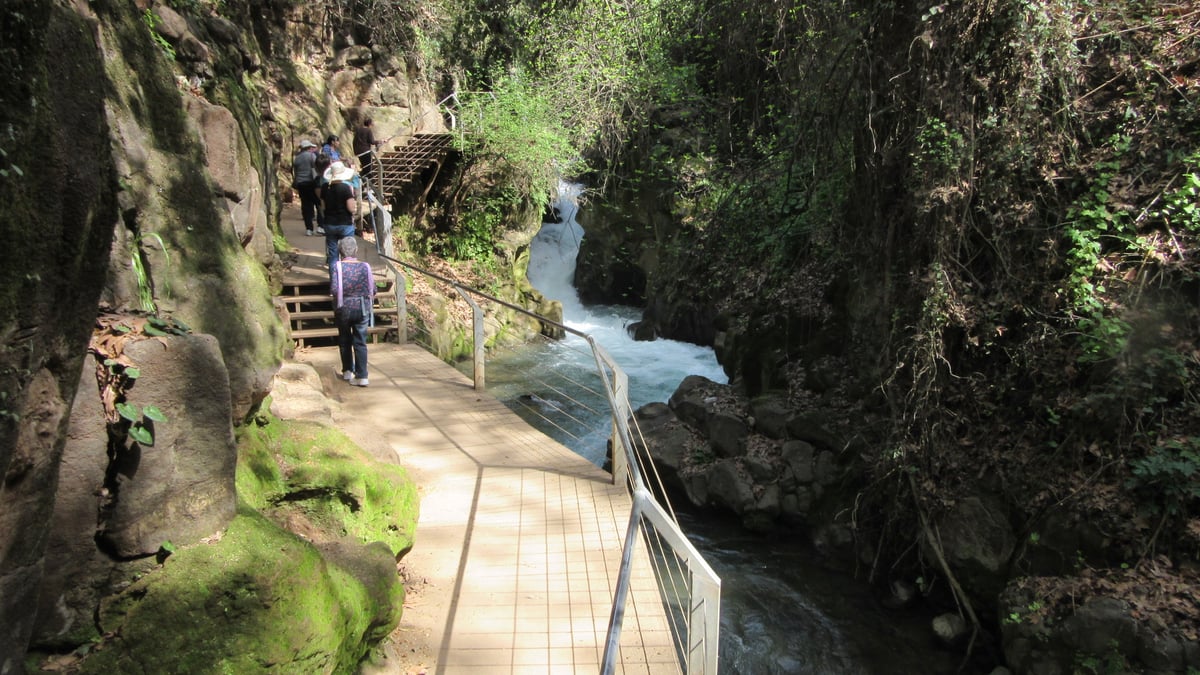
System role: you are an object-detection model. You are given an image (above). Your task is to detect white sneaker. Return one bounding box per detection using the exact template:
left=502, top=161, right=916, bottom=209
left=315, top=226, right=326, bottom=235
left=351, top=378, right=369, bottom=387
left=341, top=370, right=354, bottom=381
left=305, top=230, right=313, bottom=236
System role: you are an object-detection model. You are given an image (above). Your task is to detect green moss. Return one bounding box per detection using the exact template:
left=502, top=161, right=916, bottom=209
left=236, top=415, right=419, bottom=557
left=68, top=412, right=416, bottom=673
left=80, top=505, right=400, bottom=673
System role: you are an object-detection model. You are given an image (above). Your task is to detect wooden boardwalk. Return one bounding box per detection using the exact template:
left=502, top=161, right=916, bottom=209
left=277, top=204, right=681, bottom=674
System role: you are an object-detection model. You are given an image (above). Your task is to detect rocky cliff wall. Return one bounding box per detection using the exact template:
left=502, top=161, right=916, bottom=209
left=0, top=0, right=444, bottom=668
left=0, top=3, right=122, bottom=668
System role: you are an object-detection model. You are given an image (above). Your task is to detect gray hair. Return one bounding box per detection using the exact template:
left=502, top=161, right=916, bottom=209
left=337, top=236, right=358, bottom=258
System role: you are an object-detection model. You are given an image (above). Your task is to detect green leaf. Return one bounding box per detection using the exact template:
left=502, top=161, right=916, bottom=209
left=128, top=424, right=153, bottom=445
left=142, top=405, right=167, bottom=422
left=116, top=402, right=140, bottom=422
left=160, top=540, right=176, bottom=553
left=143, top=325, right=168, bottom=337
left=103, top=358, right=118, bottom=366
left=124, top=366, right=141, bottom=380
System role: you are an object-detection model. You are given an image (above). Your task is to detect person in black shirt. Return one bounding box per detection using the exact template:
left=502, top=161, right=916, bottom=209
left=353, top=117, right=382, bottom=185
left=320, top=161, right=357, bottom=276
left=291, top=140, right=320, bottom=235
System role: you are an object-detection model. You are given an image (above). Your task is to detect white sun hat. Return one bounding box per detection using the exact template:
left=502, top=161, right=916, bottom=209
left=324, top=161, right=356, bottom=183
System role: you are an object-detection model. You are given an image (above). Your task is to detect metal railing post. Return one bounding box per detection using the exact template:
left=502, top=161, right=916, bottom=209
left=636, top=490, right=722, bottom=675
left=452, top=285, right=485, bottom=390
left=609, top=357, right=631, bottom=488
left=396, top=270, right=408, bottom=345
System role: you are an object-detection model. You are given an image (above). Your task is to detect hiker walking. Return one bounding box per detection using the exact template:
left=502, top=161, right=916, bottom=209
left=291, top=140, right=320, bottom=236
left=321, top=161, right=357, bottom=274
left=353, top=118, right=382, bottom=184
left=331, top=236, right=374, bottom=387
left=321, top=134, right=342, bottom=162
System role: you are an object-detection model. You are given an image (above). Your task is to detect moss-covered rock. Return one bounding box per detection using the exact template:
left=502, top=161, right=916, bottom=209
left=71, top=412, right=418, bottom=673
left=236, top=414, right=418, bottom=559
left=81, top=505, right=400, bottom=674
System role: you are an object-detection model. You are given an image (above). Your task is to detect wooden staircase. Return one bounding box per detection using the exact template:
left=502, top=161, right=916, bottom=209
left=279, top=279, right=399, bottom=348
left=373, top=133, right=454, bottom=197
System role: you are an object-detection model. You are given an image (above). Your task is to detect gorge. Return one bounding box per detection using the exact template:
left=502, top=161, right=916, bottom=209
left=2, top=0, right=1198, bottom=672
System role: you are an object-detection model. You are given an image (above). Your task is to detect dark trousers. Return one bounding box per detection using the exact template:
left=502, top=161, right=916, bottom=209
left=296, top=183, right=319, bottom=231
left=338, top=302, right=369, bottom=378
left=324, top=225, right=356, bottom=273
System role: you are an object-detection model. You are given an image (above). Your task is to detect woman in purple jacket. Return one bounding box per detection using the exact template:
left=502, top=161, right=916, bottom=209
left=331, top=236, right=375, bottom=386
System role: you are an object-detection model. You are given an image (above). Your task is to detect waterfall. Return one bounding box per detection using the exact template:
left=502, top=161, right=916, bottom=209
left=527, top=182, right=728, bottom=404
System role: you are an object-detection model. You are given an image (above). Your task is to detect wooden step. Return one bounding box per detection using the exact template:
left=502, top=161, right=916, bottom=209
left=291, top=325, right=395, bottom=340
left=280, top=293, right=334, bottom=304
left=289, top=307, right=398, bottom=320
left=279, top=292, right=396, bottom=306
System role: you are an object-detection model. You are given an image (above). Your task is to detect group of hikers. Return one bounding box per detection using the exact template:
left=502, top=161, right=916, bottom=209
left=290, top=118, right=384, bottom=388
left=291, top=118, right=382, bottom=241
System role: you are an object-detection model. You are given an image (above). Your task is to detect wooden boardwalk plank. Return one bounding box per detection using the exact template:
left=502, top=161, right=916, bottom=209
left=293, top=344, right=682, bottom=675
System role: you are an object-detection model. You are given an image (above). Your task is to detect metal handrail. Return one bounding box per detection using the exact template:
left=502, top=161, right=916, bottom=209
left=372, top=250, right=720, bottom=674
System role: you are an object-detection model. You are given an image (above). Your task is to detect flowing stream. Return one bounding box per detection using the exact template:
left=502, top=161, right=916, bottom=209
left=477, top=185, right=959, bottom=674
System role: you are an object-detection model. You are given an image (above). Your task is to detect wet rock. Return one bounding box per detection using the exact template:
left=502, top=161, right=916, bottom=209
left=685, top=471, right=710, bottom=507
left=1062, top=597, right=1137, bottom=656
left=707, top=411, right=748, bottom=458
left=744, top=454, right=777, bottom=482
left=748, top=392, right=789, bottom=439
left=743, top=482, right=782, bottom=531
left=632, top=402, right=698, bottom=498
left=812, top=522, right=854, bottom=557
left=781, top=440, right=815, bottom=484
left=705, top=459, right=755, bottom=513
left=1138, top=630, right=1185, bottom=672
left=813, top=450, right=837, bottom=486
left=785, top=412, right=841, bottom=451
left=933, top=494, right=1015, bottom=595
left=627, top=320, right=656, bottom=341
left=668, top=374, right=723, bottom=430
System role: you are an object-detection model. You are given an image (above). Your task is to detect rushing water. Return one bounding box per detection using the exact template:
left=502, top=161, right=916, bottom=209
left=478, top=184, right=960, bottom=674
left=481, top=183, right=727, bottom=465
